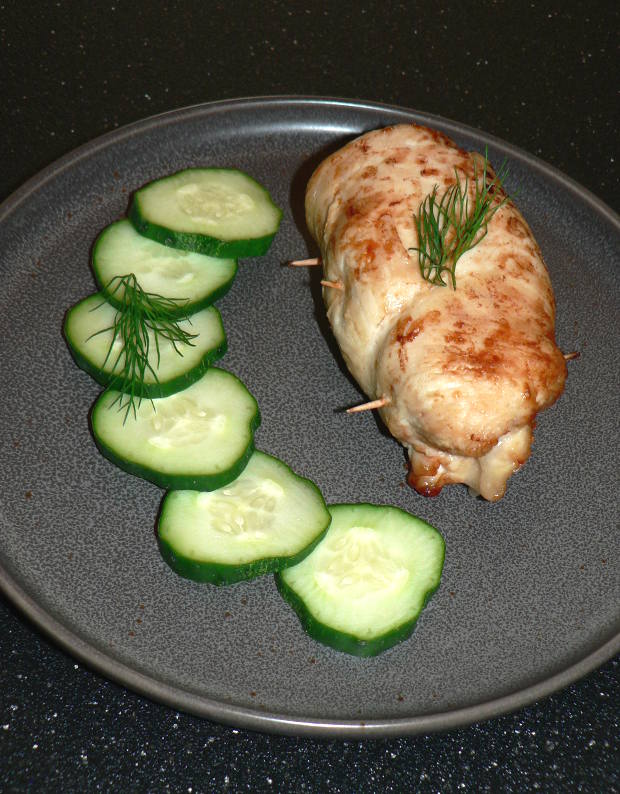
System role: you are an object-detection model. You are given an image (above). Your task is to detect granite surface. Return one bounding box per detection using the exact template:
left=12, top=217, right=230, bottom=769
left=1, top=1, right=618, bottom=791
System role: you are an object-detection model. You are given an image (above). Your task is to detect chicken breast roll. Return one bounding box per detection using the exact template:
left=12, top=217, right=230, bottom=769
left=305, top=124, right=566, bottom=501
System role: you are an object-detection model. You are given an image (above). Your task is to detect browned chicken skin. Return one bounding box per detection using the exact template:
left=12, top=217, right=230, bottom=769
left=305, top=124, right=566, bottom=501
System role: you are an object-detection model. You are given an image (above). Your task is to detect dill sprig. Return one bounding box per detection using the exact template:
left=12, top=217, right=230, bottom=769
left=410, top=151, right=511, bottom=288
left=88, top=274, right=197, bottom=421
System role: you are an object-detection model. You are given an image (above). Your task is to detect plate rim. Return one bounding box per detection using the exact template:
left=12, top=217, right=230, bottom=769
left=2, top=95, right=618, bottom=228
left=2, top=562, right=619, bottom=738
left=1, top=95, right=618, bottom=737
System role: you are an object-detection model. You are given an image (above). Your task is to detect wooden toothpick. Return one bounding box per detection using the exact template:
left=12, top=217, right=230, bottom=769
left=563, top=351, right=580, bottom=361
left=346, top=396, right=390, bottom=414
left=320, top=279, right=344, bottom=291
left=287, top=257, right=322, bottom=267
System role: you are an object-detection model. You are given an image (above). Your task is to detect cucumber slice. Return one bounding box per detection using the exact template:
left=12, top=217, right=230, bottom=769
left=92, top=220, right=237, bottom=316
left=276, top=504, right=445, bottom=657
left=158, top=451, right=331, bottom=585
left=64, top=294, right=226, bottom=398
left=92, top=368, right=260, bottom=490
left=129, top=168, right=282, bottom=258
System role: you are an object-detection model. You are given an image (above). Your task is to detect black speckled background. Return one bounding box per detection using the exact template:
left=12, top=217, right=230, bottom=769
left=1, top=1, right=618, bottom=791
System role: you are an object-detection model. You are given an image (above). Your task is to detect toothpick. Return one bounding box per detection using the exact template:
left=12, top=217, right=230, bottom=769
left=563, top=351, right=580, bottom=361
left=346, top=396, right=390, bottom=414
left=321, top=279, right=344, bottom=291
left=288, top=257, right=322, bottom=267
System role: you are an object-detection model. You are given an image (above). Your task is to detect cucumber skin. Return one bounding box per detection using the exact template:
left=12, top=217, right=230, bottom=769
left=275, top=504, right=446, bottom=657
left=63, top=313, right=227, bottom=399
left=275, top=572, right=442, bottom=657
left=96, top=272, right=236, bottom=318
left=158, top=520, right=330, bottom=586
left=91, top=228, right=238, bottom=318
left=128, top=176, right=283, bottom=259
left=90, top=398, right=261, bottom=492
left=157, top=451, right=332, bottom=585
left=129, top=200, right=279, bottom=259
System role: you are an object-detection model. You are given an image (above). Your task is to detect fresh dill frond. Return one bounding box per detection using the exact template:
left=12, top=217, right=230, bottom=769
left=410, top=151, right=511, bottom=288
left=88, top=274, right=197, bottom=421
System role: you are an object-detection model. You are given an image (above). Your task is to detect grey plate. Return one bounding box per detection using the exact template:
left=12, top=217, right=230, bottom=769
left=0, top=97, right=618, bottom=738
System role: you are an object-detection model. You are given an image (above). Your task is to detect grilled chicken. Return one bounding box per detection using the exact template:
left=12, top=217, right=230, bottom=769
left=305, top=124, right=566, bottom=501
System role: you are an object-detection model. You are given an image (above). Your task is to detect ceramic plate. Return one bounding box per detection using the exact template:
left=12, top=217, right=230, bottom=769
left=0, top=97, right=618, bottom=737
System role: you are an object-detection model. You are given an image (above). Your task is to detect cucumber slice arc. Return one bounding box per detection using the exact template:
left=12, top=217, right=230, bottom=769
left=276, top=503, right=445, bottom=657
left=64, top=294, right=227, bottom=398
left=158, top=450, right=331, bottom=585
left=129, top=168, right=282, bottom=258
left=91, top=368, right=260, bottom=490
left=92, top=219, right=237, bottom=316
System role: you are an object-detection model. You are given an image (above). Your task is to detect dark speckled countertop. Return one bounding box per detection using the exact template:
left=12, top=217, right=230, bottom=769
left=1, top=1, right=618, bottom=791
